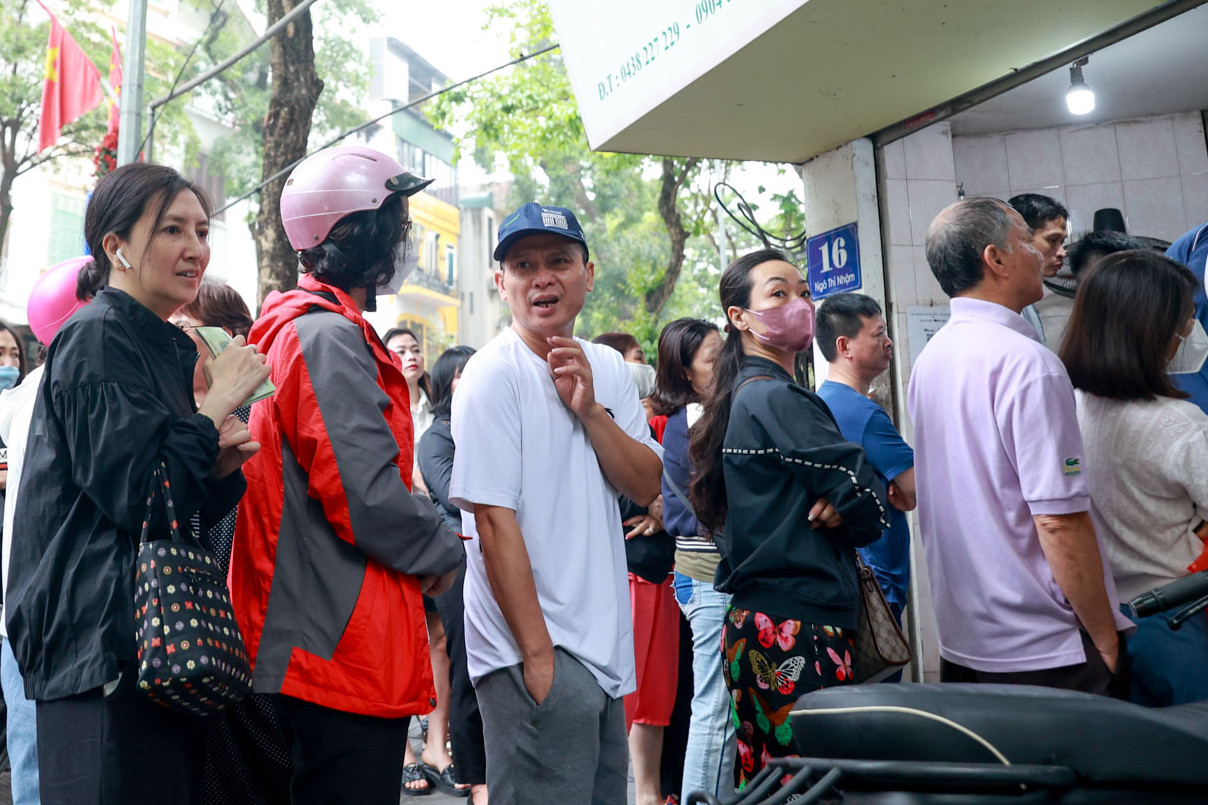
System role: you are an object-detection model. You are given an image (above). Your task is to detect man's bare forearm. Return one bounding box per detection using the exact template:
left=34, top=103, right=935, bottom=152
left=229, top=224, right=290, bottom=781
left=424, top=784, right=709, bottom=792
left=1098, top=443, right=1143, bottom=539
left=579, top=403, right=662, bottom=505
left=1034, top=511, right=1119, bottom=669
left=474, top=504, right=553, bottom=663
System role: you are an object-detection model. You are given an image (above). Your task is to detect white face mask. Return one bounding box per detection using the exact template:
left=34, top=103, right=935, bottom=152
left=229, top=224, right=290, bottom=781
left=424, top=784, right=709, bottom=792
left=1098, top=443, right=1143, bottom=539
left=1169, top=320, right=1208, bottom=375
left=377, top=238, right=418, bottom=296
left=628, top=361, right=656, bottom=399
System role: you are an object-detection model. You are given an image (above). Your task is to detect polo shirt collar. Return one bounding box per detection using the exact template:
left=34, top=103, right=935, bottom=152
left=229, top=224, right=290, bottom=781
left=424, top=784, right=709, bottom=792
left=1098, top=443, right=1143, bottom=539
left=949, top=297, right=1040, bottom=342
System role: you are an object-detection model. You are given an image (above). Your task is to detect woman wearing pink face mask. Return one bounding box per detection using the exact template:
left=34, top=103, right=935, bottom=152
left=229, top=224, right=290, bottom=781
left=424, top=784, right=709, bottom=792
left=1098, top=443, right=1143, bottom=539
left=688, top=249, right=890, bottom=787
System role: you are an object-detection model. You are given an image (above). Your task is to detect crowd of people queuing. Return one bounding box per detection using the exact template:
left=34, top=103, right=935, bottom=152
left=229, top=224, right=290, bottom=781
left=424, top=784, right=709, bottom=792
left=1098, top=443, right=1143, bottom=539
left=0, top=143, right=1202, bottom=805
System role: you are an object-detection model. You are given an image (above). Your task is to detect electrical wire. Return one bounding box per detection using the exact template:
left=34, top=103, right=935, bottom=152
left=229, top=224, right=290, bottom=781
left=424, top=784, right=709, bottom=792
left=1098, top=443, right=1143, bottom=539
left=138, top=0, right=231, bottom=157
left=714, top=180, right=808, bottom=255
left=789, top=704, right=1013, bottom=766
left=212, top=43, right=561, bottom=218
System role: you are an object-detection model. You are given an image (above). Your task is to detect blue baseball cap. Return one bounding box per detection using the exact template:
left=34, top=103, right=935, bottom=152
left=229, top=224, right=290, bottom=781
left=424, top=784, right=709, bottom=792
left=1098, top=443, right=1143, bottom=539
left=493, top=202, right=589, bottom=262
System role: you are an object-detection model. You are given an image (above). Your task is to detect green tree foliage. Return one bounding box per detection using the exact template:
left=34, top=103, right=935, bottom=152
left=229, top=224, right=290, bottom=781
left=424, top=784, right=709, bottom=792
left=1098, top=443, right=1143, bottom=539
left=1, top=0, right=110, bottom=259
left=166, top=0, right=378, bottom=301
left=185, top=0, right=378, bottom=200
left=426, top=0, right=745, bottom=352
left=0, top=0, right=203, bottom=263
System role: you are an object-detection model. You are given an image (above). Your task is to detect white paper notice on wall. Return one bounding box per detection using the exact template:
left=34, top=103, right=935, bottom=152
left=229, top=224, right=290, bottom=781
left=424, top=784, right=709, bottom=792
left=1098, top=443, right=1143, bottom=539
left=906, top=306, right=951, bottom=368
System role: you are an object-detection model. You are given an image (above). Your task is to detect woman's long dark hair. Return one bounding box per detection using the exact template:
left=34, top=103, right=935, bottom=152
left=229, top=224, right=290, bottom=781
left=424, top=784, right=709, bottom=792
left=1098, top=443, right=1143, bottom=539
left=429, top=346, right=475, bottom=418
left=689, top=248, right=787, bottom=532
left=650, top=318, right=718, bottom=417
left=1061, top=249, right=1195, bottom=401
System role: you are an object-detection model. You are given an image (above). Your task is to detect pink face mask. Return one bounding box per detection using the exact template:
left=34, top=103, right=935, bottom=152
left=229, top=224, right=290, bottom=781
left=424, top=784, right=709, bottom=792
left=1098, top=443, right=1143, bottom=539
left=746, top=296, right=816, bottom=354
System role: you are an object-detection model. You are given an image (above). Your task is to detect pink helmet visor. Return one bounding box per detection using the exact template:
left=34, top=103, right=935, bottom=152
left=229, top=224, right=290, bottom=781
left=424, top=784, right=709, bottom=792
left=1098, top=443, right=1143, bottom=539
left=280, top=146, right=434, bottom=250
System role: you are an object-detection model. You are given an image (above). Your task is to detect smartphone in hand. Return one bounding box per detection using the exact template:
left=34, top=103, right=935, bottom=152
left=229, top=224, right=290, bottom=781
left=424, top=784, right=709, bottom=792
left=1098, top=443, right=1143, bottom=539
left=194, top=326, right=276, bottom=406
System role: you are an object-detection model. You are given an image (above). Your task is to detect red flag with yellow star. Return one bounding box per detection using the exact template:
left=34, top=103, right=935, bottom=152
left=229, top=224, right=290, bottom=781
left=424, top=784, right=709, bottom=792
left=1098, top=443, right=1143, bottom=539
left=37, top=3, right=103, bottom=153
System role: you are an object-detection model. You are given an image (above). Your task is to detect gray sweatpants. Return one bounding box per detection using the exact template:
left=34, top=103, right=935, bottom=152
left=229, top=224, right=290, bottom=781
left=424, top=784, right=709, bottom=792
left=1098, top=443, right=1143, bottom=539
left=476, top=647, right=628, bottom=805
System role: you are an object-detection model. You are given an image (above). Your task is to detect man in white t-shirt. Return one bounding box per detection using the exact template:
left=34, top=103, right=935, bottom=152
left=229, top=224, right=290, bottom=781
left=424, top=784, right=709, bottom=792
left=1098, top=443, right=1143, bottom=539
left=450, top=203, right=663, bottom=804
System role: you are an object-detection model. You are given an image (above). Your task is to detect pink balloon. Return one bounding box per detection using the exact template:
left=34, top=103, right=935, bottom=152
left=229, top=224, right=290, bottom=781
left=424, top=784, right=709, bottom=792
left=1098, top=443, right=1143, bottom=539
left=28, top=256, right=92, bottom=345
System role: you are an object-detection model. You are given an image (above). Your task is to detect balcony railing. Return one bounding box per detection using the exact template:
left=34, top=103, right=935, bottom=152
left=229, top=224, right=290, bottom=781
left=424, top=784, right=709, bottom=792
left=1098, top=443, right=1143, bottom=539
left=406, top=268, right=457, bottom=299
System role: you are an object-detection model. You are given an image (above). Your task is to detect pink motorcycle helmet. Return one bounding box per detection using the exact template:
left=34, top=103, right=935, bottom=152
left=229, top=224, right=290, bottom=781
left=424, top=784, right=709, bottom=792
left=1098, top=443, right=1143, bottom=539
left=280, top=146, right=434, bottom=250
left=27, top=256, right=93, bottom=345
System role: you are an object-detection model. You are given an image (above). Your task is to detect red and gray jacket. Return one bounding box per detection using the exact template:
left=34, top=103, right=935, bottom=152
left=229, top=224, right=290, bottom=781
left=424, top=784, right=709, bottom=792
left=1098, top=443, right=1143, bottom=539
left=231, top=275, right=463, bottom=717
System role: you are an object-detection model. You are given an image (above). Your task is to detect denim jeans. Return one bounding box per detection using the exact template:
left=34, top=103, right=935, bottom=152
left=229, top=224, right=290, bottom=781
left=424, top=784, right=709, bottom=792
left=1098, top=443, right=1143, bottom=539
left=2, top=637, right=39, bottom=804
left=674, top=571, right=735, bottom=803
left=1122, top=603, right=1208, bottom=706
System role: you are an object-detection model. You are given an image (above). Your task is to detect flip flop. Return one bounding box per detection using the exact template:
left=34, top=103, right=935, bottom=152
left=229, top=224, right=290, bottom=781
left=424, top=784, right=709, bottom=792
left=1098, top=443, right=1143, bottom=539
left=401, top=762, right=431, bottom=796
left=419, top=761, right=470, bottom=798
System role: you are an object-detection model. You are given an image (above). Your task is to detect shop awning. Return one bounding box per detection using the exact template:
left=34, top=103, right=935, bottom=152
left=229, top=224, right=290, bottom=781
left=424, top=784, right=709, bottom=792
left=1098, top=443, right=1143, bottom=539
left=548, top=0, right=1172, bottom=163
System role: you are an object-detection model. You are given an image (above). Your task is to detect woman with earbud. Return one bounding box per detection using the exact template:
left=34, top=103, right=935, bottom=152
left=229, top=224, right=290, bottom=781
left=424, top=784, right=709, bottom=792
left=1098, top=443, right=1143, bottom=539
left=689, top=249, right=889, bottom=787
left=1062, top=250, right=1208, bottom=706
left=5, top=163, right=271, bottom=804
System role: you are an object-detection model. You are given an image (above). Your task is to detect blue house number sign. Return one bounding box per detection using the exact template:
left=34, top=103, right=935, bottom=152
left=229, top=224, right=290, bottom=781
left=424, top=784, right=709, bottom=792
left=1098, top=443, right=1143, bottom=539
left=806, top=223, right=861, bottom=301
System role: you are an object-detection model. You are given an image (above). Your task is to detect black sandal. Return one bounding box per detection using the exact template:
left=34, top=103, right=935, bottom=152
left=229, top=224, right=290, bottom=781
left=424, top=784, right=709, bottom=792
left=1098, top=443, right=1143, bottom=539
left=419, top=762, right=470, bottom=797
left=401, top=762, right=431, bottom=796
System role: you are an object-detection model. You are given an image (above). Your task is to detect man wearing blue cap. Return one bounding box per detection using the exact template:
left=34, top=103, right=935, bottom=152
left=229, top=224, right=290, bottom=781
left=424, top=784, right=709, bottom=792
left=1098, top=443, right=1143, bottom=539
left=450, top=203, right=663, bottom=803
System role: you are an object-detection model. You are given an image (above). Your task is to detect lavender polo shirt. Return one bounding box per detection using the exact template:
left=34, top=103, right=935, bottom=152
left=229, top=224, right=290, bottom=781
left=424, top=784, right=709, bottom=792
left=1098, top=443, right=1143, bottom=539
left=908, top=297, right=1131, bottom=673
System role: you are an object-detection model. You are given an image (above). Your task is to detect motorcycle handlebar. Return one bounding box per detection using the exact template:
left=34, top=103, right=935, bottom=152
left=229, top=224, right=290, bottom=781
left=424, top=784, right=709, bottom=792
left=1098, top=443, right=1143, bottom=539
left=1129, top=570, right=1208, bottom=618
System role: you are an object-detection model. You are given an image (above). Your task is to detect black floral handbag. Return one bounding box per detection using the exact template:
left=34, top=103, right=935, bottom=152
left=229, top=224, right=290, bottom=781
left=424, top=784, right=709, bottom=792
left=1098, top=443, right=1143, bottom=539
left=134, top=461, right=253, bottom=716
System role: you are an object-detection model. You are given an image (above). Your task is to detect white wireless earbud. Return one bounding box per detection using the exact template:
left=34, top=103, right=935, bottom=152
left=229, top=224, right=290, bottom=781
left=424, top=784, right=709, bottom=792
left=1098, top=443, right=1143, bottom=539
left=115, top=247, right=132, bottom=270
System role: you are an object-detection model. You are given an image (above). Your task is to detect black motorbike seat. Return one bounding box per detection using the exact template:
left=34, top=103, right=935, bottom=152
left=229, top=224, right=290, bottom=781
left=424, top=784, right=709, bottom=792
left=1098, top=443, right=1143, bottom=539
left=790, top=683, right=1208, bottom=788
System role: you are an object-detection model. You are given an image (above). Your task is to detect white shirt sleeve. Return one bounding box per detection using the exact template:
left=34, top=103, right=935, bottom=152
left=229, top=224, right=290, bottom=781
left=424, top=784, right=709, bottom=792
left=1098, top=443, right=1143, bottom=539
left=450, top=355, right=523, bottom=512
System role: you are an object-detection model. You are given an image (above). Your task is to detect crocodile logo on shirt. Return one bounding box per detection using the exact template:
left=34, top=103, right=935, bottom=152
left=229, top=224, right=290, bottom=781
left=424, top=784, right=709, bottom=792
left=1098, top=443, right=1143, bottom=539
left=1062, top=457, right=1082, bottom=476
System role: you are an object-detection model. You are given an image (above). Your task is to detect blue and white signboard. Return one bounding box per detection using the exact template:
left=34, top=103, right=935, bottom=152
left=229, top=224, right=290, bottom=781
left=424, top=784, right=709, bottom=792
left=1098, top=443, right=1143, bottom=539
left=806, top=223, right=861, bottom=301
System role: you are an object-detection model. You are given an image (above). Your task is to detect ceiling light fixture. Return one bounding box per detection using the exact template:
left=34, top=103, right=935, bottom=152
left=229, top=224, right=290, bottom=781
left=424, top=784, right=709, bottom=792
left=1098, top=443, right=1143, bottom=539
left=1066, top=57, right=1095, bottom=116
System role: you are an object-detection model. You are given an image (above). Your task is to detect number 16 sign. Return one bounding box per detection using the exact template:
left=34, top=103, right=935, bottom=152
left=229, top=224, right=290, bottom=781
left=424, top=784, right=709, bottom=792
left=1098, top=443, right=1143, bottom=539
left=806, top=223, right=862, bottom=301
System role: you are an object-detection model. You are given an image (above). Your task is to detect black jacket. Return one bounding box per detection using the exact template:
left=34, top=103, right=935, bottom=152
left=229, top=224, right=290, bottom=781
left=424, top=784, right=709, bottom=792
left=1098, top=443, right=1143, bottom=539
left=417, top=416, right=461, bottom=533
left=8, top=289, right=244, bottom=700
left=714, top=356, right=889, bottom=629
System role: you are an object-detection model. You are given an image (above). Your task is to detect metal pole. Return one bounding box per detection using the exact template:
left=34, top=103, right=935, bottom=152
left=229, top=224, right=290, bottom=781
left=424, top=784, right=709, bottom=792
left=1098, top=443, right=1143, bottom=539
left=144, top=104, right=154, bottom=163
left=116, top=0, right=148, bottom=166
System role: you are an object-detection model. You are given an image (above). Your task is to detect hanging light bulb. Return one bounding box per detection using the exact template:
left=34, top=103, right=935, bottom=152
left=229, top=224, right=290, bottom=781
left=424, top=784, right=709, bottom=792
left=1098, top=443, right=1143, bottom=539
left=1066, top=57, right=1095, bottom=115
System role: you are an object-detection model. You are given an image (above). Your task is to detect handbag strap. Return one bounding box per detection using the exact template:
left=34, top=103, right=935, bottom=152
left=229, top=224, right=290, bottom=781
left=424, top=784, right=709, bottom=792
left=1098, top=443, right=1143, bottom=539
left=662, top=468, right=696, bottom=520
left=139, top=461, right=185, bottom=546
left=735, top=374, right=774, bottom=395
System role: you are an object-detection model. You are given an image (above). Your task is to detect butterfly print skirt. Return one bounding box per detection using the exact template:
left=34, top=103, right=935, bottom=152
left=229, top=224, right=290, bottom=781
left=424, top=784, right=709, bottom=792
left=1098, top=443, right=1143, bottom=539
left=721, top=605, right=856, bottom=788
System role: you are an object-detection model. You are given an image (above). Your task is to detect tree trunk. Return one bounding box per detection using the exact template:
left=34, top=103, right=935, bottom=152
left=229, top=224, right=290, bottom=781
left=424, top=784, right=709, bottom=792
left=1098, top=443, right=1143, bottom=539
left=251, top=0, right=322, bottom=307
left=0, top=124, right=19, bottom=264
left=645, top=156, right=699, bottom=316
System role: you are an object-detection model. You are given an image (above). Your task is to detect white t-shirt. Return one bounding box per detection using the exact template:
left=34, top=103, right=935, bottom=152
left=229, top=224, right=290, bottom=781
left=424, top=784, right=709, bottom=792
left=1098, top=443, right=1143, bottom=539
left=1076, top=391, right=1208, bottom=600
left=411, top=387, right=434, bottom=444
left=450, top=328, right=661, bottom=698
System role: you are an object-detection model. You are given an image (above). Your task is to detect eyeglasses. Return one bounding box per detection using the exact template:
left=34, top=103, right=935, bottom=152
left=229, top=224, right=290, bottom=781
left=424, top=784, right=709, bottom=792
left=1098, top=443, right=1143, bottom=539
left=173, top=322, right=200, bottom=333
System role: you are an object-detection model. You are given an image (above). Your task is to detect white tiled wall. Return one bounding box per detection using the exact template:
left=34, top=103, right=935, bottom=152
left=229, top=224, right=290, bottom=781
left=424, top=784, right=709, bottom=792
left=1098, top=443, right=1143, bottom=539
left=951, top=112, right=1208, bottom=243
left=879, top=123, right=960, bottom=682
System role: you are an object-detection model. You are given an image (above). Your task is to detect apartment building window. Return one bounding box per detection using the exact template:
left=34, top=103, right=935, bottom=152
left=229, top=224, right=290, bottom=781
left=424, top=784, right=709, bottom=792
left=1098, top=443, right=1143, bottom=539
left=47, top=192, right=86, bottom=266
